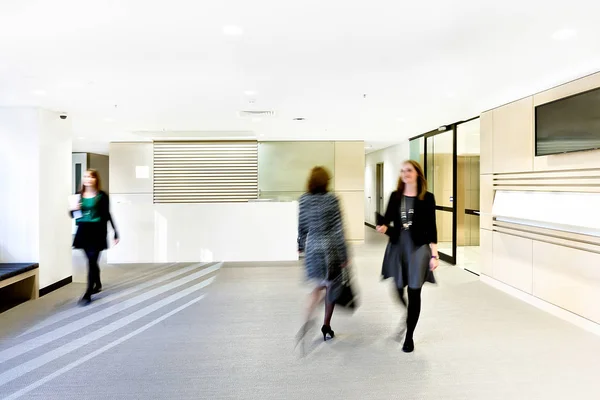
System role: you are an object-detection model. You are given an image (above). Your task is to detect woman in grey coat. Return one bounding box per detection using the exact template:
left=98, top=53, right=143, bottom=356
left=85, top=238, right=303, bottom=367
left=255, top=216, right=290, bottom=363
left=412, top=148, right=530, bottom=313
left=297, top=166, right=348, bottom=341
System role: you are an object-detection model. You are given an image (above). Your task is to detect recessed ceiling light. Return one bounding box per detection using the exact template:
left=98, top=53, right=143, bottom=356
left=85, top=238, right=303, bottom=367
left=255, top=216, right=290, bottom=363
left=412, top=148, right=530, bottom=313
left=223, top=25, right=243, bottom=36
left=396, top=117, right=405, bottom=122
left=552, top=28, right=577, bottom=41
left=244, top=90, right=257, bottom=96
left=104, top=117, right=115, bottom=123
left=77, top=136, right=85, bottom=140
left=32, top=89, right=47, bottom=96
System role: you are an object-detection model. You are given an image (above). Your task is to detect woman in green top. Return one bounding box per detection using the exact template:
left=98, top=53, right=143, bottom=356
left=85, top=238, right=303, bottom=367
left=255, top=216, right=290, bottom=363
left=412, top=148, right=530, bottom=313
left=70, top=169, right=119, bottom=305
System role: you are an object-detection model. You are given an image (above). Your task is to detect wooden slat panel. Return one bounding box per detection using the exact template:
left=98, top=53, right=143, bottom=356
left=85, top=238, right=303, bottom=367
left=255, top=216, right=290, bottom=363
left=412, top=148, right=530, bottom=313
left=153, top=141, right=258, bottom=203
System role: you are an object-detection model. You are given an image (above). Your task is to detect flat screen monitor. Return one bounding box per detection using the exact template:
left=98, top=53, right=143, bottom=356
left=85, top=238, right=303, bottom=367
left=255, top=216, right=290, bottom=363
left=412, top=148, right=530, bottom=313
left=535, top=87, right=600, bottom=156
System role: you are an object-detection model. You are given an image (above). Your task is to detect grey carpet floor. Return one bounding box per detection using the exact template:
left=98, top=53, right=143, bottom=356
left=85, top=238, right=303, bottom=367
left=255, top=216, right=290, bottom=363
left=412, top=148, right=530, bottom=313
left=1, top=230, right=599, bottom=399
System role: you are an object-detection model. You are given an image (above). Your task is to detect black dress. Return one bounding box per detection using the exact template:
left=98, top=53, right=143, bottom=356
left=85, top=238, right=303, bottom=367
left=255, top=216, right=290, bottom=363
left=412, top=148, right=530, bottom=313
left=381, top=192, right=437, bottom=289
left=72, top=191, right=118, bottom=251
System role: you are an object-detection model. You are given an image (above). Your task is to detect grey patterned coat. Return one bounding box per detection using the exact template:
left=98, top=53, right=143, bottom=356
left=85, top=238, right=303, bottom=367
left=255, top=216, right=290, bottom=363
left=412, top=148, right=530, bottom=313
left=297, top=192, right=348, bottom=281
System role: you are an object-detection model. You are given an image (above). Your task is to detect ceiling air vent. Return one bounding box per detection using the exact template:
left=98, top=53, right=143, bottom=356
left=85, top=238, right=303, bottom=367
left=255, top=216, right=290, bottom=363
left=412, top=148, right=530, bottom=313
left=239, top=110, right=276, bottom=118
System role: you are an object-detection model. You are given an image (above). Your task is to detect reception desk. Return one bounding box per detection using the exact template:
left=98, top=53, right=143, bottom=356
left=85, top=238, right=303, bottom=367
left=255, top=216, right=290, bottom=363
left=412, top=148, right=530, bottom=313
left=106, top=196, right=299, bottom=264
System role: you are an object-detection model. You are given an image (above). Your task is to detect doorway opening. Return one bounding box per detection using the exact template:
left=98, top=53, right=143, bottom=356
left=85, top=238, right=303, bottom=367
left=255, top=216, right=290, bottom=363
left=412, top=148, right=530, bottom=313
left=376, top=162, right=384, bottom=215
left=408, top=116, right=480, bottom=268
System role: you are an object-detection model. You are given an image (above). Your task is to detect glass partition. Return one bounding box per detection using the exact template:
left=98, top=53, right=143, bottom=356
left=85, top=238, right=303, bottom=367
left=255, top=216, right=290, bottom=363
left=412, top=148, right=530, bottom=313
left=258, top=141, right=335, bottom=200
left=457, top=118, right=481, bottom=273
left=427, top=129, right=455, bottom=263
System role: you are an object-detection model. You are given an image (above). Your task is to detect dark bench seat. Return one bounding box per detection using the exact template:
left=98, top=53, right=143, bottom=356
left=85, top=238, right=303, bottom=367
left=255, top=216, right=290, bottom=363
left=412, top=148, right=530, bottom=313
left=0, top=263, right=39, bottom=281
left=0, top=263, right=40, bottom=311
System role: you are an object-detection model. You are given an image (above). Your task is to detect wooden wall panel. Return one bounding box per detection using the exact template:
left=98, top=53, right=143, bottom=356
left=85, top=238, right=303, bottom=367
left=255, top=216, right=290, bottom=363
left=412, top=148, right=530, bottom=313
left=533, top=240, right=600, bottom=324
left=492, top=232, right=533, bottom=294
left=480, top=111, right=493, bottom=174
left=492, top=97, right=534, bottom=174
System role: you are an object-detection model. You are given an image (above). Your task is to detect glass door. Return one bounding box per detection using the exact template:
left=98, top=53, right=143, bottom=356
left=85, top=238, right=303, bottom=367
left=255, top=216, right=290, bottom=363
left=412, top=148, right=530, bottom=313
left=457, top=118, right=481, bottom=274
left=425, top=127, right=456, bottom=264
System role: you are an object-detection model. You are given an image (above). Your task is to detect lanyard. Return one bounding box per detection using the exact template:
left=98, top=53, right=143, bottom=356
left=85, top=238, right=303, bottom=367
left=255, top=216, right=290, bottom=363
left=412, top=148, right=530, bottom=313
left=400, top=196, right=414, bottom=230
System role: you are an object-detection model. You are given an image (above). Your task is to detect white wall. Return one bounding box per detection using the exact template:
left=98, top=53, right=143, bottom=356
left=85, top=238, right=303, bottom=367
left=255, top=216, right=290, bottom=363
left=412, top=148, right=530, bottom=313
left=0, top=108, right=73, bottom=289
left=0, top=108, right=41, bottom=264
left=38, top=110, right=73, bottom=288
left=364, top=142, right=410, bottom=225
left=108, top=201, right=298, bottom=263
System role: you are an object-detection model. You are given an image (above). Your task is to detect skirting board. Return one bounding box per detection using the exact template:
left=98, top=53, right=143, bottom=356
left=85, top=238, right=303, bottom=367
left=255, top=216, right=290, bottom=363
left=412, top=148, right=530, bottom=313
left=480, top=274, right=600, bottom=337
left=39, top=276, right=73, bottom=297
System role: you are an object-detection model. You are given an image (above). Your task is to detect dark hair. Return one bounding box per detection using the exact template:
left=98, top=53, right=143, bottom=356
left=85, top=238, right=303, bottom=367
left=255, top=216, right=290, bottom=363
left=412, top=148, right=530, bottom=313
left=81, top=168, right=101, bottom=194
left=307, top=166, right=330, bottom=194
left=397, top=160, right=427, bottom=200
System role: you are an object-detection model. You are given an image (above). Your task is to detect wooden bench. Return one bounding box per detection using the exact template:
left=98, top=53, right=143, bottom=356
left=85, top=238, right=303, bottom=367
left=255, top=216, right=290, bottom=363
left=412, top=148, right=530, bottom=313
left=0, top=264, right=39, bottom=311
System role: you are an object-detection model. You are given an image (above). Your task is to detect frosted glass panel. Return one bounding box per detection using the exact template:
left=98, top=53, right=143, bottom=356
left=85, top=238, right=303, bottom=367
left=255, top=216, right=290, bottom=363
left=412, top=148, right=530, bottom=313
left=493, top=190, right=600, bottom=236
left=258, top=142, right=335, bottom=193
left=259, top=191, right=304, bottom=201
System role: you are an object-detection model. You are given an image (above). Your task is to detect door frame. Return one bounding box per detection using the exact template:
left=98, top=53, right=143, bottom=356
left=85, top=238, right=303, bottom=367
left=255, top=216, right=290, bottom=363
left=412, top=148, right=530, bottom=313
left=409, top=116, right=478, bottom=265
left=376, top=162, right=384, bottom=215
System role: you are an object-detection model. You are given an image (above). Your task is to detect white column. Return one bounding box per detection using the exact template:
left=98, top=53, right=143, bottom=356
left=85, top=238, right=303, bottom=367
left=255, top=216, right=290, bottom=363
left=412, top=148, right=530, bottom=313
left=0, top=107, right=73, bottom=289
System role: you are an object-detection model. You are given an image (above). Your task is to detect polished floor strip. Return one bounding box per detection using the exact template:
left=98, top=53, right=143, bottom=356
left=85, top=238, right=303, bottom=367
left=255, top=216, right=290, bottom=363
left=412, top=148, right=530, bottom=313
left=0, top=277, right=214, bottom=388
left=2, top=293, right=207, bottom=400
left=19, top=262, right=211, bottom=338
left=0, top=263, right=221, bottom=364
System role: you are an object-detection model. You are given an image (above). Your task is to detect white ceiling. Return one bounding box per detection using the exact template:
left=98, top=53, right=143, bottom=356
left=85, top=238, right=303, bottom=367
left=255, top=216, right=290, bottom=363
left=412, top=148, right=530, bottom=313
left=1, top=0, right=599, bottom=154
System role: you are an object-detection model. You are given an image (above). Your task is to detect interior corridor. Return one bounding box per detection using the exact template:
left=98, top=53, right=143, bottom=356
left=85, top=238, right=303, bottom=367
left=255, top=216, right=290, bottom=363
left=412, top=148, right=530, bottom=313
left=1, top=228, right=599, bottom=399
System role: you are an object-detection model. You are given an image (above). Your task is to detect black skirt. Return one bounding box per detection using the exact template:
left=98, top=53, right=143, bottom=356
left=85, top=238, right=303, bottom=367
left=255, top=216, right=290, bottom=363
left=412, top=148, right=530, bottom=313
left=381, top=230, right=436, bottom=289
left=73, top=222, right=108, bottom=251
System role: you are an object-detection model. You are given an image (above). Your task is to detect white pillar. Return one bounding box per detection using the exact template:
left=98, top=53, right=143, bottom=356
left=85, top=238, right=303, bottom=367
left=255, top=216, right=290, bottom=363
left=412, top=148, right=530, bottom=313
left=0, top=107, right=73, bottom=289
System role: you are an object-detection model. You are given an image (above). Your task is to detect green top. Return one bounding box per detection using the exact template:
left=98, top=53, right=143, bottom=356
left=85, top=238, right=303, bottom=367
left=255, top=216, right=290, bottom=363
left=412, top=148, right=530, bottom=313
left=76, top=195, right=101, bottom=224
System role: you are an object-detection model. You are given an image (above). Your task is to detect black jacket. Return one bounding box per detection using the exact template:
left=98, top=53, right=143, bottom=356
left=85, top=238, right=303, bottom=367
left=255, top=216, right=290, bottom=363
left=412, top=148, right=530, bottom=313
left=381, top=191, right=437, bottom=246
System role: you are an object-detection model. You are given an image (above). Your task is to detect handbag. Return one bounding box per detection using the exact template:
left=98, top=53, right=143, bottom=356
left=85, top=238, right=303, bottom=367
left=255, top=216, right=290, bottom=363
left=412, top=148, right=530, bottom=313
left=333, top=266, right=359, bottom=311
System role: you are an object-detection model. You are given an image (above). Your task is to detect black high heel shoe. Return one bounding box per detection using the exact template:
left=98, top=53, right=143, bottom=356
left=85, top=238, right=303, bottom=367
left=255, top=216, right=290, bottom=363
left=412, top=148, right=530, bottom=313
left=321, top=325, right=335, bottom=341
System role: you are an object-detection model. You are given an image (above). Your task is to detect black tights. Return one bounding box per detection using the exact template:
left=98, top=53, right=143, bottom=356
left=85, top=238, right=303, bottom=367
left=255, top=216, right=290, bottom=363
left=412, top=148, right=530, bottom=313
left=397, top=287, right=422, bottom=341
left=84, top=249, right=102, bottom=299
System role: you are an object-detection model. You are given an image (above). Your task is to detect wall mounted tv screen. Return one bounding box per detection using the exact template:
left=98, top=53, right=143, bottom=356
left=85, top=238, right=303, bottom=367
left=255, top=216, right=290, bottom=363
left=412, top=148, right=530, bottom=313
left=535, top=87, right=600, bottom=156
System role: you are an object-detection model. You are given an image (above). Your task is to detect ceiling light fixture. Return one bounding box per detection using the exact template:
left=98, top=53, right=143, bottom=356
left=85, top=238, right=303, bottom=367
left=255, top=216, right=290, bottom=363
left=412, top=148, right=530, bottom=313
left=552, top=28, right=577, bottom=41
left=396, top=117, right=405, bottom=122
left=244, top=90, right=257, bottom=96
left=223, top=25, right=243, bottom=36
left=32, top=89, right=47, bottom=96
left=104, top=117, right=115, bottom=123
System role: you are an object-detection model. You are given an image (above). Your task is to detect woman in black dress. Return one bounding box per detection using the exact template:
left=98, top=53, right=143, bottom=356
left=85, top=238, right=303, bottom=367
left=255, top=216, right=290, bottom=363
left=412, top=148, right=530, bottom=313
left=70, top=169, right=119, bottom=305
left=376, top=160, right=439, bottom=353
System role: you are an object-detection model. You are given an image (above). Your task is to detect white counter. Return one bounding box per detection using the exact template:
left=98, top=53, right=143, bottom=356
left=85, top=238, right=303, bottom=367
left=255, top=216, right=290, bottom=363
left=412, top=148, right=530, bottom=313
left=106, top=196, right=299, bottom=264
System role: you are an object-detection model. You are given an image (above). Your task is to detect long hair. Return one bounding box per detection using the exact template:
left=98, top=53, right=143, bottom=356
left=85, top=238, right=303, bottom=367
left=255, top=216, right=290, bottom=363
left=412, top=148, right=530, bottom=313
left=396, top=160, right=427, bottom=200
left=80, top=168, right=101, bottom=194
left=306, top=166, right=330, bottom=194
